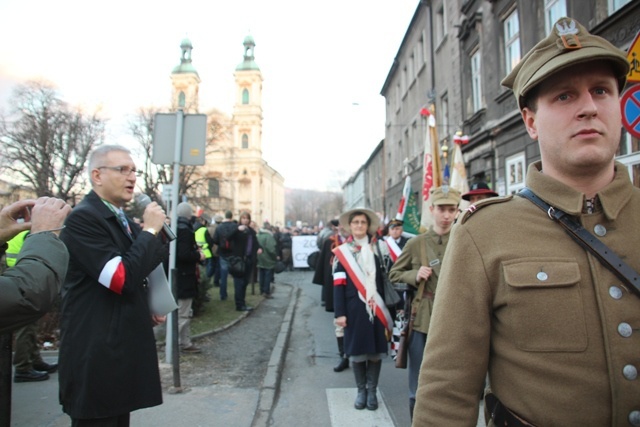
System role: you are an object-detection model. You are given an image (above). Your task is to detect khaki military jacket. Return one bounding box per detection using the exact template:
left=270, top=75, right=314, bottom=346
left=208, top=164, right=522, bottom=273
left=414, top=162, right=640, bottom=427
left=388, top=228, right=450, bottom=334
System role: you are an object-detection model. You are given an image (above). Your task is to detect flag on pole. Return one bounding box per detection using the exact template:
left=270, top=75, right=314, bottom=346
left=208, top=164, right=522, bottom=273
left=420, top=107, right=442, bottom=231
left=395, top=176, right=421, bottom=235
left=450, top=141, right=470, bottom=211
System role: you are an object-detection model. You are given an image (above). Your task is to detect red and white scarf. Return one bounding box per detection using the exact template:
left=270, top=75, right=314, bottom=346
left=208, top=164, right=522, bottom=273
left=384, top=236, right=402, bottom=262
left=333, top=243, right=392, bottom=334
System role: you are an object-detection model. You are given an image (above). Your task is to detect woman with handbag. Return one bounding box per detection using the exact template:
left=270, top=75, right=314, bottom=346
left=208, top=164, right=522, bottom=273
left=333, top=208, right=392, bottom=411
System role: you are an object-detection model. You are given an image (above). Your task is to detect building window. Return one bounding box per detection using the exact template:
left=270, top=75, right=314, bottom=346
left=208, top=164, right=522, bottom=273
left=395, top=83, right=401, bottom=112
left=506, top=153, right=526, bottom=194
left=178, top=91, right=186, bottom=108
left=436, top=4, right=446, bottom=45
left=609, top=0, right=631, bottom=13
left=416, top=38, right=424, bottom=74
left=242, top=134, right=249, bottom=149
left=242, top=88, right=249, bottom=104
left=208, top=178, right=220, bottom=197
left=440, top=94, right=449, bottom=141
left=504, top=10, right=520, bottom=75
left=471, top=49, right=483, bottom=113
left=545, top=0, right=567, bottom=33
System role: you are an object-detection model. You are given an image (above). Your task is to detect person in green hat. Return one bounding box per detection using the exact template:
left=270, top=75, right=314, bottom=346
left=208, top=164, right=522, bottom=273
left=412, top=18, right=638, bottom=426
left=388, top=185, right=461, bottom=419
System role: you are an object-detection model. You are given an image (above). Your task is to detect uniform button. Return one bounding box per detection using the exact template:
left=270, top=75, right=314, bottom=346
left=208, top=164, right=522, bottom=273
left=630, top=410, right=640, bottom=426
left=623, top=365, right=638, bottom=380
left=618, top=323, right=633, bottom=338
left=609, top=286, right=623, bottom=299
left=536, top=272, right=548, bottom=281
left=594, top=224, right=607, bottom=236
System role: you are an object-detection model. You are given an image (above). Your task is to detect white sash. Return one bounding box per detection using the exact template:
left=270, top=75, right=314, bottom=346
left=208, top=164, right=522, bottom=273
left=384, top=236, right=402, bottom=262
left=333, top=245, right=393, bottom=334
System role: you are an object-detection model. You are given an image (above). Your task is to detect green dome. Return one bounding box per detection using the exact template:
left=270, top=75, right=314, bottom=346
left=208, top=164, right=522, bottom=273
left=236, top=34, right=260, bottom=71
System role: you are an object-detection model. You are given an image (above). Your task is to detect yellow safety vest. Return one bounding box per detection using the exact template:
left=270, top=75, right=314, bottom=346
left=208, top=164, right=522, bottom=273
left=194, top=227, right=212, bottom=258
left=6, top=230, right=29, bottom=267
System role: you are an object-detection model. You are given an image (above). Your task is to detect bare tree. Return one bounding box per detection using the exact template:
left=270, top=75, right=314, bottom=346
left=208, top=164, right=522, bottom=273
left=285, top=189, right=343, bottom=226
left=0, top=80, right=105, bottom=202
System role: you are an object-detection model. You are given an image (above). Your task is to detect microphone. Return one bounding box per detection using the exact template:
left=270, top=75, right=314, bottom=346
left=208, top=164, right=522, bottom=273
left=137, top=195, right=176, bottom=241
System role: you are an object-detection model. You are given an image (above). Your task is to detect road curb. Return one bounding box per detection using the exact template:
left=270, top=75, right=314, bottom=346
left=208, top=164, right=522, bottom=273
left=252, top=282, right=298, bottom=427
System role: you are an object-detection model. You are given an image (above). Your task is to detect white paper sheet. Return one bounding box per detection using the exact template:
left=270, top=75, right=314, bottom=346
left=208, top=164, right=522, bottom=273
left=147, top=264, right=178, bottom=315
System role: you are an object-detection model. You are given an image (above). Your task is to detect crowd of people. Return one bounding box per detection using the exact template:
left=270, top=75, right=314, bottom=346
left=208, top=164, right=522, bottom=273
left=1, top=18, right=638, bottom=426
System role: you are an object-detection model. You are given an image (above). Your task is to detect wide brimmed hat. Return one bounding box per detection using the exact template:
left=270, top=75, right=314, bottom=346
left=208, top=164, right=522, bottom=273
left=501, top=17, right=629, bottom=110
left=339, top=207, right=380, bottom=235
left=462, top=182, right=499, bottom=201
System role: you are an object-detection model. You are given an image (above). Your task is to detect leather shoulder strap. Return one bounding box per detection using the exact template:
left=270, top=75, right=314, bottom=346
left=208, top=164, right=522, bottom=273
left=519, top=187, right=640, bottom=298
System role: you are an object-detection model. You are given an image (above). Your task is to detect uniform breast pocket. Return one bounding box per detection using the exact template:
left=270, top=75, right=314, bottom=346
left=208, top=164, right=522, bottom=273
left=503, top=258, right=587, bottom=352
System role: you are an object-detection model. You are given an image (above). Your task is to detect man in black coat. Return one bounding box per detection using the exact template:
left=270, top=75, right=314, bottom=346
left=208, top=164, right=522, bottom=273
left=175, top=202, right=205, bottom=353
left=59, top=145, right=168, bottom=425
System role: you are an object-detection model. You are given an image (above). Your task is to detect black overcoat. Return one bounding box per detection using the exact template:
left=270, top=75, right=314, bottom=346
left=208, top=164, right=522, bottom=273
left=333, top=241, right=388, bottom=357
left=58, top=190, right=167, bottom=419
left=175, top=217, right=200, bottom=299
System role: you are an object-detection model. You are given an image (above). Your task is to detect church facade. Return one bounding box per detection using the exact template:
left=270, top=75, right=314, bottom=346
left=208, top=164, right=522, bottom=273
left=169, top=36, right=285, bottom=226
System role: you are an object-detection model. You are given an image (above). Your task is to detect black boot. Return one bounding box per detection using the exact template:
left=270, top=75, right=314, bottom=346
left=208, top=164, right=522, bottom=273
left=352, top=361, right=367, bottom=410
left=333, top=337, right=349, bottom=372
left=409, top=397, right=416, bottom=420
left=366, top=360, right=381, bottom=410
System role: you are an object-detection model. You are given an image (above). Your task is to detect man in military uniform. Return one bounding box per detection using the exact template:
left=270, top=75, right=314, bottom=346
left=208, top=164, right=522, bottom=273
left=388, top=185, right=460, bottom=419
left=413, top=18, right=639, bottom=426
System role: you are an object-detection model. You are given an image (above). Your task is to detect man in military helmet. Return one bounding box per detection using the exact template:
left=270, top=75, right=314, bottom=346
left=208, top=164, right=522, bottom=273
left=413, top=18, right=638, bottom=426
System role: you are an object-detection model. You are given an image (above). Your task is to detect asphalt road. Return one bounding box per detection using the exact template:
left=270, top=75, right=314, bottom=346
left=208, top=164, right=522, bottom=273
left=9, top=270, right=486, bottom=427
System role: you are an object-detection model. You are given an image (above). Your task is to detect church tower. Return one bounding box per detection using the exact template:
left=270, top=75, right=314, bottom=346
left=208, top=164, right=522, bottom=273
left=232, top=35, right=263, bottom=154
left=170, top=38, right=200, bottom=113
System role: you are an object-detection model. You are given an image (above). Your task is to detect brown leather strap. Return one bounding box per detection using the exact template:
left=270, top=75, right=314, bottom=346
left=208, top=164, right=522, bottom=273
left=519, top=188, right=640, bottom=298
left=485, top=393, right=535, bottom=427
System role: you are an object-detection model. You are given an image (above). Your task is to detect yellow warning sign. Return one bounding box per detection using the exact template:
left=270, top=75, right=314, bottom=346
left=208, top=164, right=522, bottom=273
left=628, top=30, right=640, bottom=83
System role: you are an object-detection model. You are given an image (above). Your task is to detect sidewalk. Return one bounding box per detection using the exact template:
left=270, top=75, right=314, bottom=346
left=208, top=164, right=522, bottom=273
left=10, top=280, right=297, bottom=427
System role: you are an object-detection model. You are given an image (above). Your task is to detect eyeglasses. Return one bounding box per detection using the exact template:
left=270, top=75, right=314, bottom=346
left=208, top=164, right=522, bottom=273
left=97, top=166, right=143, bottom=177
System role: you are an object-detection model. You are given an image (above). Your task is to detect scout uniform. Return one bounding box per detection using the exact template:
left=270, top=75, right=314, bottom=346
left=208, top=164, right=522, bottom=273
left=388, top=186, right=461, bottom=417
left=413, top=18, right=638, bottom=426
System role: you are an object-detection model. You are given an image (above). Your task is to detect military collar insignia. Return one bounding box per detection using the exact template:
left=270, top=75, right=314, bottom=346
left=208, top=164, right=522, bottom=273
left=556, top=18, right=582, bottom=50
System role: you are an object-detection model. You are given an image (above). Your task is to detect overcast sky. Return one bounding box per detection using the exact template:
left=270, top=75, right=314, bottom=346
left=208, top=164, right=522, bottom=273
left=0, top=0, right=418, bottom=191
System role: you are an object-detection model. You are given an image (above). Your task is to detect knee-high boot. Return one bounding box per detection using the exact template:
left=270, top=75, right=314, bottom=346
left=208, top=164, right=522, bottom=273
left=333, top=337, right=349, bottom=372
left=352, top=361, right=367, bottom=410
left=366, top=360, right=382, bottom=410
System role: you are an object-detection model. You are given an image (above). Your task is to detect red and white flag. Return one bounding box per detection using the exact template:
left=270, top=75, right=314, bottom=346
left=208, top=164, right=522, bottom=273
left=396, top=176, right=412, bottom=221
left=450, top=141, right=470, bottom=211
left=420, top=107, right=442, bottom=230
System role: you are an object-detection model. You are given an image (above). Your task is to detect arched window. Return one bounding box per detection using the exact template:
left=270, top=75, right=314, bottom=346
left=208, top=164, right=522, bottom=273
left=208, top=178, right=220, bottom=197
left=242, top=88, right=249, bottom=104
left=178, top=91, right=186, bottom=108
left=242, top=134, right=249, bottom=149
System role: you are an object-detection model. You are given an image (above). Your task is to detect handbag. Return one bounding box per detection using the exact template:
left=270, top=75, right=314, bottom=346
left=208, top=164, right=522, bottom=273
left=228, top=255, right=246, bottom=277
left=375, top=240, right=402, bottom=307
left=274, top=260, right=286, bottom=274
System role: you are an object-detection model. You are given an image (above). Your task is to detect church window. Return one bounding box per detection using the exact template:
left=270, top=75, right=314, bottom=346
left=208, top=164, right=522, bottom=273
left=208, top=178, right=220, bottom=197
left=178, top=91, right=186, bottom=108
left=242, top=134, right=249, bottom=149
left=242, top=88, right=250, bottom=104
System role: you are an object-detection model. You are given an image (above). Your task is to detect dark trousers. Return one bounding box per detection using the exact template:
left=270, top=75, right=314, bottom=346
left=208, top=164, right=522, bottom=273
left=234, top=258, right=253, bottom=309
left=258, top=267, right=274, bottom=295
left=71, top=413, right=130, bottom=427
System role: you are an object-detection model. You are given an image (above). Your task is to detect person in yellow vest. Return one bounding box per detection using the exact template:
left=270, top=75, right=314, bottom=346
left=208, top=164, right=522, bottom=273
left=194, top=214, right=214, bottom=314
left=6, top=230, right=59, bottom=382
